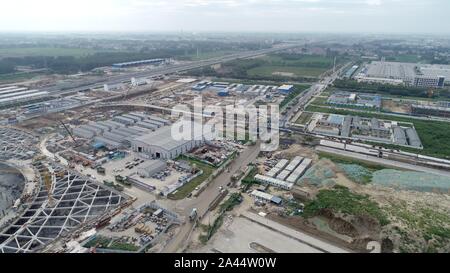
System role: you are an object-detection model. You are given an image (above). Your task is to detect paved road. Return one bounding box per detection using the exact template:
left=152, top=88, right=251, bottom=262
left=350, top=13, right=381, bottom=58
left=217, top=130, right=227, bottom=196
left=281, top=62, right=352, bottom=128
left=316, top=146, right=450, bottom=178
left=43, top=44, right=301, bottom=97
left=162, top=142, right=261, bottom=253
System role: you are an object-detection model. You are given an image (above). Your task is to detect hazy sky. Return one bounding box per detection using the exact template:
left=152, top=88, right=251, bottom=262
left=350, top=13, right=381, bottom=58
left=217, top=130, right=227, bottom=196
left=1, top=0, right=449, bottom=34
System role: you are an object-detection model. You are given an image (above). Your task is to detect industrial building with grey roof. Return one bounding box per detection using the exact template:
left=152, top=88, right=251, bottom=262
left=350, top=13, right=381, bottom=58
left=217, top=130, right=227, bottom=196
left=131, top=125, right=203, bottom=160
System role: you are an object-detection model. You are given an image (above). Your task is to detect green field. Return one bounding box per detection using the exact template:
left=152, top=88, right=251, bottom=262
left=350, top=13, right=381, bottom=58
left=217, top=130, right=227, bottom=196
left=188, top=53, right=337, bottom=82
left=247, top=54, right=334, bottom=78
left=304, top=185, right=389, bottom=226
left=306, top=105, right=450, bottom=159
left=168, top=159, right=216, bottom=200
left=333, top=79, right=450, bottom=100
left=295, top=112, right=313, bottom=124
left=259, top=54, right=334, bottom=67
left=187, top=50, right=235, bottom=61
left=386, top=54, right=423, bottom=63
left=0, top=47, right=99, bottom=58
left=311, top=96, right=329, bottom=106
left=248, top=65, right=328, bottom=78
left=0, top=71, right=46, bottom=83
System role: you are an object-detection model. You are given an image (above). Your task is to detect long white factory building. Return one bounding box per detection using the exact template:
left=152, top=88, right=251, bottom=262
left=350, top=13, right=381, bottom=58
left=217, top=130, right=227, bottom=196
left=72, top=112, right=203, bottom=159
left=0, top=85, right=50, bottom=107
left=131, top=125, right=203, bottom=160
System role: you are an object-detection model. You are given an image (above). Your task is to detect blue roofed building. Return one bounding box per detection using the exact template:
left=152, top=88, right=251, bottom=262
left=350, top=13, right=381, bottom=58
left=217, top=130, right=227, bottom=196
left=277, top=85, right=295, bottom=94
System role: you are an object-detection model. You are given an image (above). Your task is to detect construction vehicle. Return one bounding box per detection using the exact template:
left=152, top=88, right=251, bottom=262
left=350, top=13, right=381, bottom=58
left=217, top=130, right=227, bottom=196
left=113, top=184, right=125, bottom=192
left=60, top=120, right=80, bottom=147
left=103, top=180, right=115, bottom=187
left=189, top=208, right=198, bottom=222
left=97, top=167, right=106, bottom=175
left=135, top=223, right=153, bottom=235
left=115, top=175, right=132, bottom=187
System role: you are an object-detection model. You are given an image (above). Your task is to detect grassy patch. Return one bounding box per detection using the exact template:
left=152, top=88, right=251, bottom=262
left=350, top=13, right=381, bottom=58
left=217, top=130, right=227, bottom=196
left=84, top=236, right=112, bottom=248
left=247, top=54, right=335, bottom=78
left=0, top=47, right=99, bottom=58
left=248, top=65, right=327, bottom=78
left=199, top=193, right=242, bottom=244
left=83, top=236, right=140, bottom=252
left=168, top=159, right=216, bottom=200
left=187, top=53, right=339, bottom=82
left=306, top=105, right=450, bottom=159
left=186, top=50, right=235, bottom=61
left=240, top=165, right=259, bottom=192
left=386, top=202, right=450, bottom=252
left=108, top=241, right=140, bottom=252
left=385, top=54, right=423, bottom=63
left=318, top=152, right=386, bottom=172
left=295, top=112, right=313, bottom=124
left=0, top=71, right=46, bottom=83
left=304, top=185, right=389, bottom=226
left=311, top=96, right=329, bottom=106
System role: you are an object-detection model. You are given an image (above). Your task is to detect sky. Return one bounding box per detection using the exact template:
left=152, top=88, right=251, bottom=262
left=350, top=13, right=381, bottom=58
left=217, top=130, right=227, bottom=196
left=0, top=0, right=449, bottom=34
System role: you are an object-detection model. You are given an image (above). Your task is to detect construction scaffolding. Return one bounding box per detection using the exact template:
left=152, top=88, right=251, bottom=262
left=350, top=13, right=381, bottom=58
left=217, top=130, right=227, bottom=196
left=0, top=162, right=128, bottom=253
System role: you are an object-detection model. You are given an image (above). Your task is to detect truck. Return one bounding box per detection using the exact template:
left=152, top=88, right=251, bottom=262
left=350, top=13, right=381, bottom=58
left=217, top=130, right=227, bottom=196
left=97, top=167, right=106, bottom=175
left=103, top=180, right=115, bottom=187
left=189, top=208, right=198, bottom=222
left=115, top=175, right=132, bottom=187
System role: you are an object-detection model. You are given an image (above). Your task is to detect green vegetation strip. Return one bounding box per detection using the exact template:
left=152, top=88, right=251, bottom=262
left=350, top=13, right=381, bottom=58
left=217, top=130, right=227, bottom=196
left=84, top=236, right=139, bottom=252
left=240, top=165, right=259, bottom=192
left=304, top=185, right=389, bottom=226
left=333, top=79, right=450, bottom=100
left=168, top=158, right=216, bottom=200
left=306, top=105, right=450, bottom=159
left=199, top=193, right=242, bottom=244
left=295, top=112, right=313, bottom=125
left=318, top=152, right=386, bottom=171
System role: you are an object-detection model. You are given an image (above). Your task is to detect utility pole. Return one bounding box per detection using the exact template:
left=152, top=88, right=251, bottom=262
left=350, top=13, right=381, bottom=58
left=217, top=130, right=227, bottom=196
left=333, top=56, right=337, bottom=74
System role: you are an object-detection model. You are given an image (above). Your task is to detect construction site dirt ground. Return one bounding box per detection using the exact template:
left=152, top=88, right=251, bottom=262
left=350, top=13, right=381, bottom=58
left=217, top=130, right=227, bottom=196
left=382, top=99, right=411, bottom=114
left=191, top=216, right=323, bottom=253
left=296, top=154, right=450, bottom=252
left=251, top=142, right=450, bottom=252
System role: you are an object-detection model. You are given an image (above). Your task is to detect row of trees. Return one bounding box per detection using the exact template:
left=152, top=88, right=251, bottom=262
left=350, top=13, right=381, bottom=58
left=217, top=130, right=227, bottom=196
left=0, top=50, right=181, bottom=75
left=333, top=79, right=450, bottom=99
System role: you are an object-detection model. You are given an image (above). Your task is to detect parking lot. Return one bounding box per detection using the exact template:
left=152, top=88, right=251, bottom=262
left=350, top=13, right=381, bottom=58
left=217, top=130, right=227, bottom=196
left=75, top=153, right=190, bottom=195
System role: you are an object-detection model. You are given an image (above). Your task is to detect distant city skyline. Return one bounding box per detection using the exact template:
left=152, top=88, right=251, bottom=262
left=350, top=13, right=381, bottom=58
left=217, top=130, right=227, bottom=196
left=0, top=0, right=449, bottom=35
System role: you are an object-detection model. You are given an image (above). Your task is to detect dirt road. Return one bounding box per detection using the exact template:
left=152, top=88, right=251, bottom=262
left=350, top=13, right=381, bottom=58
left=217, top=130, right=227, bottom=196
left=162, top=142, right=261, bottom=253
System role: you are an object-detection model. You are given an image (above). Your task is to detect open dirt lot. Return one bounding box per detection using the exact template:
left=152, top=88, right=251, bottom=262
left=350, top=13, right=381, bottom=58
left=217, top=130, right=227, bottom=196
left=192, top=216, right=323, bottom=253
left=382, top=99, right=411, bottom=114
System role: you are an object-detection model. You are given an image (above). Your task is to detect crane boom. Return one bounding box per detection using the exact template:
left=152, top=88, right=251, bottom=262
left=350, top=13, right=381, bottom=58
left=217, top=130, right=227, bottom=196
left=60, top=120, right=77, bottom=144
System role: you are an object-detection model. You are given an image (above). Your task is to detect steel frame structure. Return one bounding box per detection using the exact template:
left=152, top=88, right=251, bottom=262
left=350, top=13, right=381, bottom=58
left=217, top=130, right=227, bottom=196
left=0, top=162, right=128, bottom=253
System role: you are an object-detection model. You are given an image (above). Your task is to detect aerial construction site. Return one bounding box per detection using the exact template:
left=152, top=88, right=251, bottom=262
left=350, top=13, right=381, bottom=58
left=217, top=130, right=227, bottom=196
left=1, top=31, right=450, bottom=255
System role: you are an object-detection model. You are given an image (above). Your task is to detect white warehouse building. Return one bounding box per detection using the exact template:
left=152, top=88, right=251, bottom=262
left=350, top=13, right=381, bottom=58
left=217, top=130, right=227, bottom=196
left=131, top=126, right=203, bottom=159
